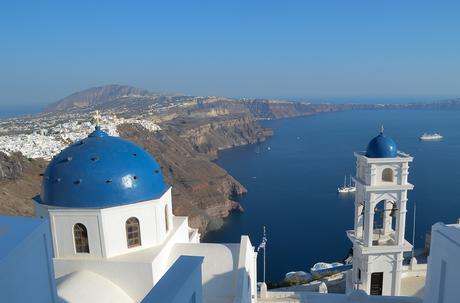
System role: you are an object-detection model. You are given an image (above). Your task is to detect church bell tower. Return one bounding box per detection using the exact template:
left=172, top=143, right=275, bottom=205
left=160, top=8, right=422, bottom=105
left=347, top=127, right=414, bottom=296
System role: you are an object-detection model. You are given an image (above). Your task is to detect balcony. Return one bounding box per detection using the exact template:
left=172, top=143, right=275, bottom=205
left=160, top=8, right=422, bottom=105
left=347, top=229, right=412, bottom=255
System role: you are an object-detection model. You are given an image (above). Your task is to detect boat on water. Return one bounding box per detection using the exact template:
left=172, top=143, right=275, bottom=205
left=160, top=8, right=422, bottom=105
left=337, top=175, right=355, bottom=193
left=420, top=133, right=443, bottom=141
left=284, top=271, right=313, bottom=282
left=310, top=262, right=353, bottom=279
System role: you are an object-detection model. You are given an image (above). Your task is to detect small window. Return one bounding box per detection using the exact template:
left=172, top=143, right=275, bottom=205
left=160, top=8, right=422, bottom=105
left=165, top=206, right=169, bottom=232
left=74, top=223, right=89, bottom=253
left=382, top=168, right=393, bottom=182
left=126, top=217, right=141, bottom=248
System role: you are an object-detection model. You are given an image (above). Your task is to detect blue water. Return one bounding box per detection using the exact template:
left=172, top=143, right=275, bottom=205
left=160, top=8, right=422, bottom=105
left=204, top=109, right=460, bottom=282
left=0, top=104, right=45, bottom=118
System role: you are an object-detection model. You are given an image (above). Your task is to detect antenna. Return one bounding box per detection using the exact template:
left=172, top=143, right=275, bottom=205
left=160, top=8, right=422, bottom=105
left=411, top=202, right=417, bottom=259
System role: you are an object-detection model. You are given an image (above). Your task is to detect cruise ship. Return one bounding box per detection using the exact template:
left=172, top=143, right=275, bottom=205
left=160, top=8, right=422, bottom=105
left=419, top=133, right=443, bottom=141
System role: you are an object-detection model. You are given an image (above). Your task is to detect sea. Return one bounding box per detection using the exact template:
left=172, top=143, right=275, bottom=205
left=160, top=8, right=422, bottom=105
left=203, top=109, right=460, bottom=282
left=0, top=105, right=45, bottom=118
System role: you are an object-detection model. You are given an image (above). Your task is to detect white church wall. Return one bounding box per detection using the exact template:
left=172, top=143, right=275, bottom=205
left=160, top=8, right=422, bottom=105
left=372, top=164, right=400, bottom=186
left=234, top=236, right=257, bottom=303
left=54, top=257, right=155, bottom=302
left=49, top=208, right=104, bottom=258
left=100, top=195, right=169, bottom=258
left=151, top=216, right=191, bottom=284
left=368, top=253, right=398, bottom=296
left=141, top=256, right=204, bottom=303
left=52, top=215, right=192, bottom=302
left=168, top=242, right=241, bottom=302
left=424, top=223, right=460, bottom=303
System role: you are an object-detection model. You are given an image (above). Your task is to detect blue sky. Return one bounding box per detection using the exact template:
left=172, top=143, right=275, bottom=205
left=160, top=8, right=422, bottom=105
left=2, top=1, right=460, bottom=106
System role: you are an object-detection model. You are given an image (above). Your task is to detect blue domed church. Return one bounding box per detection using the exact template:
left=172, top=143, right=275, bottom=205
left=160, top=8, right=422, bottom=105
left=32, top=126, right=257, bottom=303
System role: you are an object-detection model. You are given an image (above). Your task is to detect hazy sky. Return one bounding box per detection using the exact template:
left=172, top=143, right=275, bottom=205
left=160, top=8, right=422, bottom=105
left=2, top=1, right=460, bottom=107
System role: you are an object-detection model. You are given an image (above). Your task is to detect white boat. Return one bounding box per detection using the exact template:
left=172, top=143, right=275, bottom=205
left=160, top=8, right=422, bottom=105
left=337, top=176, right=349, bottom=193
left=420, top=133, right=443, bottom=141
left=337, top=175, right=356, bottom=193
left=310, top=262, right=352, bottom=279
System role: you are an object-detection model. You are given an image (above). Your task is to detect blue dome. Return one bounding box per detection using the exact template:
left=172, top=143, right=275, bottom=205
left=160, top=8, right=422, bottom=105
left=365, top=131, right=398, bottom=158
left=40, top=126, right=168, bottom=208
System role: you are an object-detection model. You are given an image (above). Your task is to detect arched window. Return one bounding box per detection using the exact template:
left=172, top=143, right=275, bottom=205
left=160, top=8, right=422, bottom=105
left=165, top=205, right=169, bottom=232
left=74, top=223, right=89, bottom=253
left=382, top=168, right=393, bottom=182
left=126, top=217, right=141, bottom=248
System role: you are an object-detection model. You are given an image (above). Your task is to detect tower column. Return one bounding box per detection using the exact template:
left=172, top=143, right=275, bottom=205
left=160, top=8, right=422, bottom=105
left=364, top=203, right=374, bottom=247
left=396, top=198, right=408, bottom=245
left=396, top=209, right=407, bottom=245
left=383, top=200, right=392, bottom=235
left=355, top=202, right=364, bottom=239
left=393, top=253, right=403, bottom=295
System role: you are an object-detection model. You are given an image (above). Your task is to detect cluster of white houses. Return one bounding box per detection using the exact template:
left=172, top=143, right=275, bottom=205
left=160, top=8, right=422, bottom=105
left=0, top=126, right=459, bottom=302
left=0, top=113, right=160, bottom=160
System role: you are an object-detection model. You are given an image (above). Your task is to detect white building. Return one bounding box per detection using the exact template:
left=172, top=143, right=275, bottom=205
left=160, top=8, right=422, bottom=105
left=347, top=128, right=414, bottom=296
left=424, top=222, right=460, bottom=302
left=0, top=216, right=58, bottom=303
left=31, top=125, right=257, bottom=303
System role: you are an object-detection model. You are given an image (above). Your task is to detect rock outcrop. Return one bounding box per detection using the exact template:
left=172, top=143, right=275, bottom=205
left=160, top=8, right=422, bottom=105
left=117, top=117, right=271, bottom=233
left=0, top=152, right=46, bottom=216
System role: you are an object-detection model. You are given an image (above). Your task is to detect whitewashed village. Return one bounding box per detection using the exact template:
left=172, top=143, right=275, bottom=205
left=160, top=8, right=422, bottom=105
left=0, top=111, right=160, bottom=160
left=1, top=107, right=459, bottom=303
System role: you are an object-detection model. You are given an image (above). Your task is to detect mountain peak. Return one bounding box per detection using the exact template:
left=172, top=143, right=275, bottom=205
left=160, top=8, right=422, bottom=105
left=46, top=84, right=153, bottom=112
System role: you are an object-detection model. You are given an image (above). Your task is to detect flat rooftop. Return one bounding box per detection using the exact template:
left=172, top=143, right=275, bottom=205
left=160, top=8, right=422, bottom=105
left=0, top=215, right=47, bottom=260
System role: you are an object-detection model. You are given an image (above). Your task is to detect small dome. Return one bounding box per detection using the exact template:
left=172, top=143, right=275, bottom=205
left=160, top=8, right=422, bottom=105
left=40, top=126, right=168, bottom=208
left=365, top=128, right=397, bottom=158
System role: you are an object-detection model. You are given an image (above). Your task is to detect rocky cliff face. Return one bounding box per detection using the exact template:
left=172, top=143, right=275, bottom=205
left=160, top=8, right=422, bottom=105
left=117, top=123, right=255, bottom=233
left=0, top=152, right=28, bottom=180
left=165, top=114, right=272, bottom=157
left=243, top=99, right=355, bottom=119
left=0, top=152, right=46, bottom=216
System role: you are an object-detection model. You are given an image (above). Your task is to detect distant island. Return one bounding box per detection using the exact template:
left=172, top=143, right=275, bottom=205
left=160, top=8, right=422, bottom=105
left=1, top=84, right=460, bottom=235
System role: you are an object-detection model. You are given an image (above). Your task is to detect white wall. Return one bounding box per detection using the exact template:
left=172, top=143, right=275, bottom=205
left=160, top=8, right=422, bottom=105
left=0, top=217, right=58, bottom=303
left=49, top=208, right=104, bottom=258
left=352, top=251, right=399, bottom=296
left=39, top=189, right=174, bottom=259
left=53, top=216, right=191, bottom=302
left=233, top=236, right=257, bottom=303
left=141, top=256, right=204, bottom=303
left=424, top=223, right=460, bottom=303
left=151, top=216, right=192, bottom=284
left=100, top=189, right=172, bottom=257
